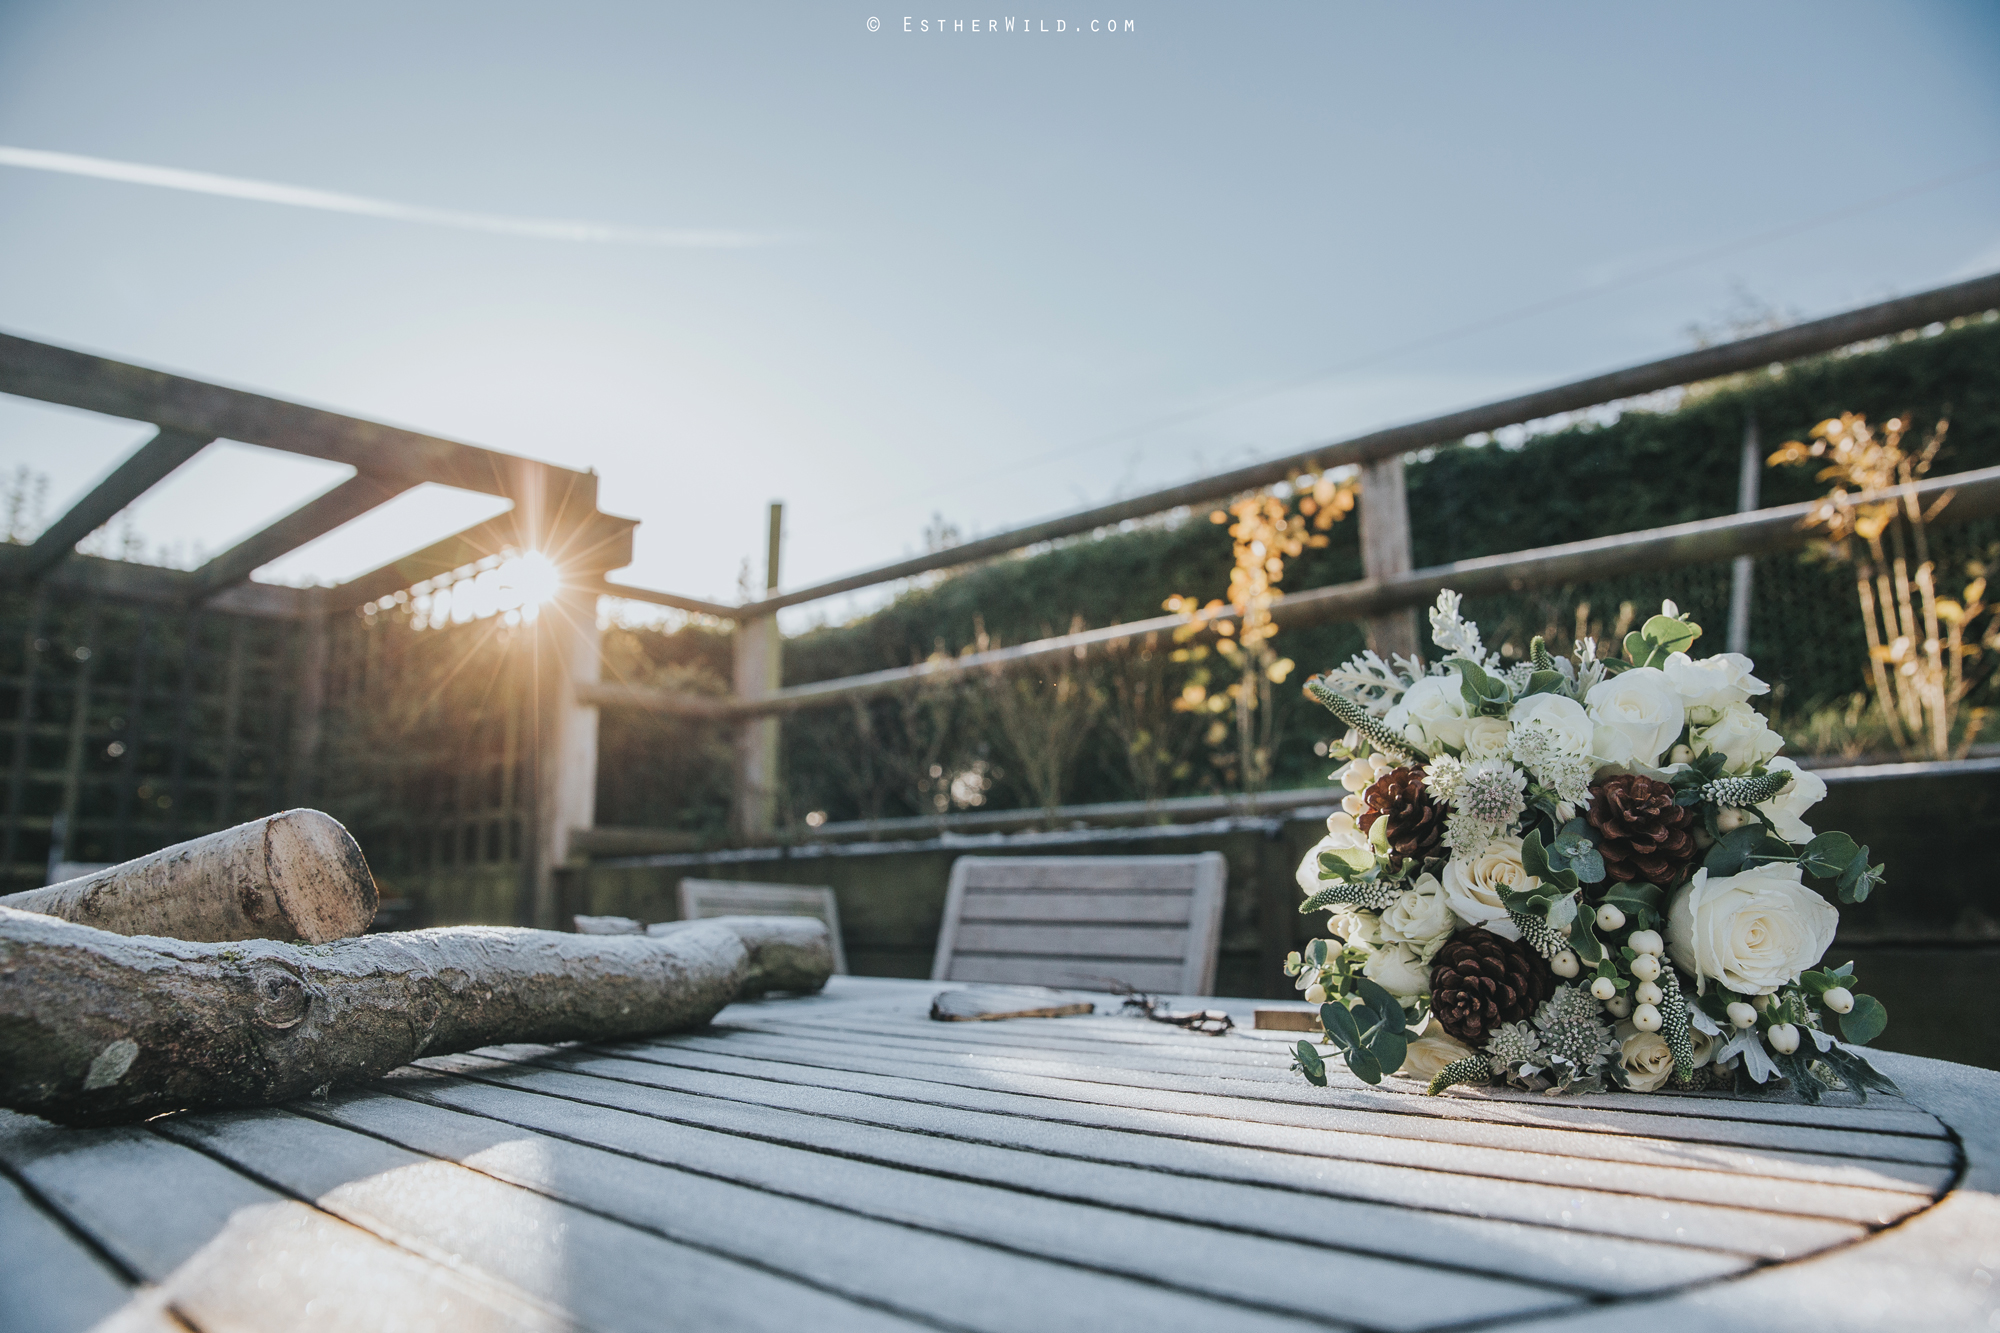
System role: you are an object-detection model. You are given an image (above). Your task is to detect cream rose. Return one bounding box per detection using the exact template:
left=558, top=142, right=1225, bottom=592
left=1664, top=651, right=1769, bottom=722
left=1693, top=701, right=1785, bottom=775
left=1585, top=667, right=1686, bottom=768
left=1296, top=818, right=1375, bottom=896
left=1378, top=873, right=1455, bottom=954
left=1362, top=941, right=1434, bottom=998
left=1461, top=715, right=1512, bottom=760
left=1757, top=756, right=1827, bottom=844
left=1396, top=1030, right=1478, bottom=1082
left=1665, top=863, right=1839, bottom=995
left=1328, top=906, right=1380, bottom=948
left=1438, top=836, right=1537, bottom=940
left=1384, top=676, right=1469, bottom=752
left=1614, top=1022, right=1676, bottom=1093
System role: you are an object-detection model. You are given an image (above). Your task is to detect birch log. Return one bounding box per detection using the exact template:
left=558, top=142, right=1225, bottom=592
left=0, top=810, right=377, bottom=944
left=0, top=909, right=829, bottom=1127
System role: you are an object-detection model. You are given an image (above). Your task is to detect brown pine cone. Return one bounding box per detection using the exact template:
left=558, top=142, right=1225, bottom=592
left=1428, top=928, right=1555, bottom=1045
left=1586, top=773, right=1698, bottom=888
left=1358, top=765, right=1447, bottom=863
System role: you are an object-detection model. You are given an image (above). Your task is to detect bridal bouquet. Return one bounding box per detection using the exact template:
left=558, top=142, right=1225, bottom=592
left=1286, top=591, right=1894, bottom=1102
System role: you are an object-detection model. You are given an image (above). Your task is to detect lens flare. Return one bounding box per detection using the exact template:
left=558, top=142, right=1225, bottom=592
left=496, top=550, right=562, bottom=610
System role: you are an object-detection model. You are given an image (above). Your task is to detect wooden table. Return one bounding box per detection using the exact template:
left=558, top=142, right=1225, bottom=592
left=4, top=975, right=1995, bottom=1332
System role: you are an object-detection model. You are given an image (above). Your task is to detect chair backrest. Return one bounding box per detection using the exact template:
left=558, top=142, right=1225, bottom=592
left=930, top=853, right=1228, bottom=996
left=678, top=878, right=848, bottom=974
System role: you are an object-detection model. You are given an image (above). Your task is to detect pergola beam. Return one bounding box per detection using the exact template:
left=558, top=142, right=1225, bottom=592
left=15, top=427, right=213, bottom=580
left=330, top=510, right=639, bottom=610
left=0, top=331, right=598, bottom=504
left=191, top=474, right=416, bottom=599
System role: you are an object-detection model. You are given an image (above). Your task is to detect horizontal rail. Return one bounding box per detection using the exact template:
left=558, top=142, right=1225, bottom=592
left=582, top=464, right=2000, bottom=719
left=579, top=576, right=744, bottom=620
left=718, top=271, right=2000, bottom=617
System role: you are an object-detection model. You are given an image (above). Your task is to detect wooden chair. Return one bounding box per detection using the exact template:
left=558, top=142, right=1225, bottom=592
left=930, top=853, right=1228, bottom=996
left=678, top=878, right=849, bottom=974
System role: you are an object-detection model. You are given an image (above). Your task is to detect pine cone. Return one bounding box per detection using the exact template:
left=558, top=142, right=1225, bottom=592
left=1428, top=929, right=1555, bottom=1045
left=1358, top=765, right=1446, bottom=863
left=1586, top=773, right=1698, bottom=887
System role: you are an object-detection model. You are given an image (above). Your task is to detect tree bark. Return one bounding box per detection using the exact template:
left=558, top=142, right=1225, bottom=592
left=0, top=809, right=377, bottom=944
left=646, top=915, right=833, bottom=996
left=0, top=909, right=829, bottom=1127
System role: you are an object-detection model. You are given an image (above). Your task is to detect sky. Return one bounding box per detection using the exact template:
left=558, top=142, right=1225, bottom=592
left=1, top=1, right=1997, bottom=629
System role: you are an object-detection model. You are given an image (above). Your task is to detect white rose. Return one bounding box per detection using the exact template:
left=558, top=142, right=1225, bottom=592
left=1385, top=676, right=1469, bottom=752
left=1461, top=716, right=1511, bottom=760
left=1328, top=906, right=1380, bottom=948
left=1613, top=1022, right=1677, bottom=1093
left=1665, top=863, right=1838, bottom=995
left=1507, top=692, right=1594, bottom=757
left=1438, top=836, right=1538, bottom=940
left=1693, top=701, right=1785, bottom=775
left=1296, top=821, right=1374, bottom=897
left=1664, top=651, right=1769, bottom=723
left=1362, top=941, right=1434, bottom=998
left=1586, top=667, right=1687, bottom=768
left=1377, top=873, right=1456, bottom=954
left=1396, top=1030, right=1477, bottom=1082
left=1757, top=757, right=1827, bottom=844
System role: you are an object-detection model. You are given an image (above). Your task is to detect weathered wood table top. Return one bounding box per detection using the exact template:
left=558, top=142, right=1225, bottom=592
left=4, top=975, right=1995, bottom=1332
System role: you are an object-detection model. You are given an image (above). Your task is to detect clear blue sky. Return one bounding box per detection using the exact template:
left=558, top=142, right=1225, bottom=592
left=1, top=1, right=1996, bottom=625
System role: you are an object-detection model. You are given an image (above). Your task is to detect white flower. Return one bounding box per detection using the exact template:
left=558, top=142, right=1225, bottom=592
left=1362, top=941, right=1434, bottom=997
left=1693, top=701, right=1785, bottom=775
left=1757, top=757, right=1827, bottom=843
left=1612, top=1022, right=1677, bottom=1092
left=1444, top=760, right=1528, bottom=851
left=1438, top=836, right=1538, bottom=940
left=1377, top=873, right=1455, bottom=955
left=1422, top=755, right=1465, bottom=804
left=1395, top=1030, right=1477, bottom=1082
left=1664, top=651, right=1769, bottom=723
left=1295, top=819, right=1374, bottom=896
left=1665, top=863, right=1839, bottom=995
left=1505, top=693, right=1596, bottom=805
left=1384, top=676, right=1469, bottom=752
left=1462, top=715, right=1512, bottom=760
left=1585, top=667, right=1687, bottom=768
left=1329, top=906, right=1380, bottom=948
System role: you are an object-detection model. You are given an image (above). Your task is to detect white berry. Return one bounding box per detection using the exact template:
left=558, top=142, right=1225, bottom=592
left=1669, top=744, right=1694, bottom=765
left=1716, top=807, right=1749, bottom=832
left=1590, top=977, right=1617, bottom=1001
left=1751, top=992, right=1773, bottom=1012
left=1305, top=984, right=1327, bottom=1005
left=1627, top=930, right=1664, bottom=956
left=1726, top=1002, right=1757, bottom=1029
left=1768, top=1023, right=1801, bottom=1054
left=1633, top=1003, right=1663, bottom=1032
left=1595, top=903, right=1626, bottom=931
left=1634, top=980, right=1663, bottom=1006
left=1605, top=995, right=1633, bottom=1018
left=1549, top=949, right=1580, bottom=979
left=1629, top=953, right=1661, bottom=982
left=1822, top=987, right=1855, bottom=1014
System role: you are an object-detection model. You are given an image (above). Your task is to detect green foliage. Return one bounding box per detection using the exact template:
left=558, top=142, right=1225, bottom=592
left=1316, top=978, right=1409, bottom=1085
left=1425, top=1055, right=1493, bottom=1097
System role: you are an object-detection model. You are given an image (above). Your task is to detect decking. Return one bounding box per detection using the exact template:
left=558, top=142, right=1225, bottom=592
left=3, top=975, right=1993, bottom=1332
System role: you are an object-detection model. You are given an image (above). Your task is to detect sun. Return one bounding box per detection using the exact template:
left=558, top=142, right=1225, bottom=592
left=496, top=550, right=562, bottom=609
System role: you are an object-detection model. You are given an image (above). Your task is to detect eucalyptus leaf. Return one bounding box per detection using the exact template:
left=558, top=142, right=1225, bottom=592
left=1522, top=669, right=1567, bottom=697
left=1640, top=613, right=1700, bottom=658
left=1704, top=824, right=1765, bottom=877
left=1352, top=978, right=1404, bottom=1034
left=1342, top=1045, right=1384, bottom=1085
left=1800, top=831, right=1861, bottom=881
left=1839, top=994, right=1888, bottom=1045
left=1320, top=1001, right=1362, bottom=1048
left=1370, top=1032, right=1408, bottom=1078
left=1293, top=1040, right=1327, bottom=1087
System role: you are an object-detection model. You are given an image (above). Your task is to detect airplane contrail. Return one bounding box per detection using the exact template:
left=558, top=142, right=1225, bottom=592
left=0, top=145, right=778, bottom=247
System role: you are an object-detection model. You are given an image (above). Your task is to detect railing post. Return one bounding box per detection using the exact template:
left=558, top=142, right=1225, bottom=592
left=1727, top=413, right=1760, bottom=656
left=530, top=585, right=601, bottom=928
left=732, top=502, right=784, bottom=840
left=1358, top=455, right=1420, bottom=660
